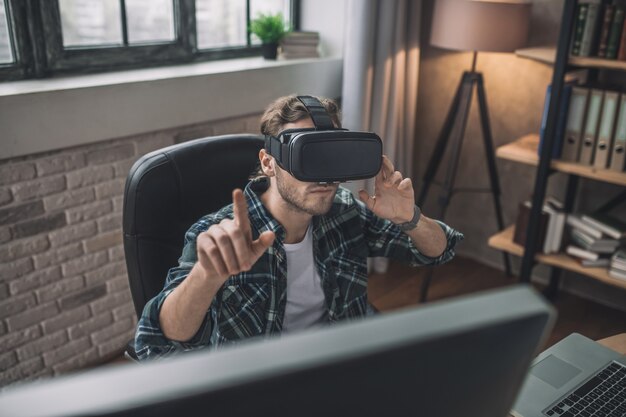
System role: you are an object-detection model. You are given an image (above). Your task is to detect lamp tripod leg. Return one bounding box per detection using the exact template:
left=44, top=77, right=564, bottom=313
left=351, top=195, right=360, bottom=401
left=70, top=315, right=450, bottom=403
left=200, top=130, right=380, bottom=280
left=420, top=73, right=475, bottom=302
left=418, top=73, right=466, bottom=207
left=475, top=75, right=513, bottom=277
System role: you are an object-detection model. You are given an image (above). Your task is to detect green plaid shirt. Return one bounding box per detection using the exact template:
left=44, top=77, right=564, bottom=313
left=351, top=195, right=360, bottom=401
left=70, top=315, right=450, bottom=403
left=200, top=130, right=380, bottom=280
left=135, top=178, right=463, bottom=360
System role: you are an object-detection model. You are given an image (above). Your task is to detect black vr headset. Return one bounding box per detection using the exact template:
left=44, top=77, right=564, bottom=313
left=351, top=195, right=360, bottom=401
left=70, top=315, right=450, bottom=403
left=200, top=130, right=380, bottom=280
left=264, top=95, right=383, bottom=183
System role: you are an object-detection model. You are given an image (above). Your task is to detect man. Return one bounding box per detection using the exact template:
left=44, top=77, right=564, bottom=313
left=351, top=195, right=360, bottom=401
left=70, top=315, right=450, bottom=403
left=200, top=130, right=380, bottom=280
left=135, top=95, right=463, bottom=360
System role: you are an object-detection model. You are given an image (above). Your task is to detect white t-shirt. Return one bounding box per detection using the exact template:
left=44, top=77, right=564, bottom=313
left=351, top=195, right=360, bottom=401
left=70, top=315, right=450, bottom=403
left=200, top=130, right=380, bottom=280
left=282, top=226, right=326, bottom=333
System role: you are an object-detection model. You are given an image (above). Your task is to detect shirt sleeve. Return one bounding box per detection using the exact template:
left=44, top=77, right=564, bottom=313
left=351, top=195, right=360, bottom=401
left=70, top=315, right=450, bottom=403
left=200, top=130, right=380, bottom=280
left=133, top=215, right=220, bottom=361
left=355, top=198, right=464, bottom=266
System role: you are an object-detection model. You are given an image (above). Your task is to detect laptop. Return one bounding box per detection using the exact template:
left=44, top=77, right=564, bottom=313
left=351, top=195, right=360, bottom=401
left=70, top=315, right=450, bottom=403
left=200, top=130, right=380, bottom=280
left=512, top=333, right=626, bottom=417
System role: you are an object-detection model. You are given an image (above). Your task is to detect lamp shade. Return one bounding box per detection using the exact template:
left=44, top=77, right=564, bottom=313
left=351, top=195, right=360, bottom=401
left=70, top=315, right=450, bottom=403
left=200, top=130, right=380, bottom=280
left=430, top=0, right=531, bottom=53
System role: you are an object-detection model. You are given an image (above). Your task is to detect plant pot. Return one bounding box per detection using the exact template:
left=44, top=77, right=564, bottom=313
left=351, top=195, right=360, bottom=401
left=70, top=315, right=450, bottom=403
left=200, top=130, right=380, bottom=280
left=261, top=42, right=278, bottom=60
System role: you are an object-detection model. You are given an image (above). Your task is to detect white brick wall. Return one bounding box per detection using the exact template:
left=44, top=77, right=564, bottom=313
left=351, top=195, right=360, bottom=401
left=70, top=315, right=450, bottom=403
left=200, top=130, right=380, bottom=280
left=0, top=112, right=261, bottom=387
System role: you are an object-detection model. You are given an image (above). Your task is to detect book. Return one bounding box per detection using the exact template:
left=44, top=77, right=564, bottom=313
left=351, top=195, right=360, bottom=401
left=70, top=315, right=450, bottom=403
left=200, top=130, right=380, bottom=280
left=581, top=257, right=611, bottom=267
left=572, top=3, right=590, bottom=55
left=539, top=84, right=572, bottom=159
left=281, top=31, right=320, bottom=42
left=578, top=88, right=604, bottom=165
left=513, top=201, right=550, bottom=252
left=619, top=8, right=626, bottom=60
left=580, top=2, right=602, bottom=57
left=607, top=3, right=626, bottom=58
left=566, top=214, right=604, bottom=239
left=561, top=86, right=590, bottom=162
left=544, top=198, right=567, bottom=253
left=609, top=268, right=626, bottom=280
left=566, top=244, right=600, bottom=261
left=609, top=93, right=626, bottom=171
left=597, top=4, right=615, bottom=57
left=581, top=212, right=626, bottom=239
left=570, top=228, right=621, bottom=253
left=611, top=249, right=626, bottom=269
left=280, top=32, right=320, bottom=59
left=593, top=90, right=620, bottom=169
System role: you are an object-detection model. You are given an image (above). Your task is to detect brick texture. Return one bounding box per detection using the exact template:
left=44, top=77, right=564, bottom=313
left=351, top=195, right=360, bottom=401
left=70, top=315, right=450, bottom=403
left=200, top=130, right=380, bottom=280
left=0, top=235, right=49, bottom=263
left=36, top=153, right=86, bottom=177
left=0, top=162, right=36, bottom=186
left=8, top=266, right=62, bottom=295
left=12, top=213, right=67, bottom=239
left=0, top=113, right=258, bottom=388
left=0, top=201, right=45, bottom=225
left=43, top=187, right=95, bottom=212
left=12, top=175, right=66, bottom=202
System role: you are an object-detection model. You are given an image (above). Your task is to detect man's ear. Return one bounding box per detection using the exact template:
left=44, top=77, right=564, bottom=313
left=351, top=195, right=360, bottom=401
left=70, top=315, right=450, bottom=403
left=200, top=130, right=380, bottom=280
left=259, top=149, right=276, bottom=177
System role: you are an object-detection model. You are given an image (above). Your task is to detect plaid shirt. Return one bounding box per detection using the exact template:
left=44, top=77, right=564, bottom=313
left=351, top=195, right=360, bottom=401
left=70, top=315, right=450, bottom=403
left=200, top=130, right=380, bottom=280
left=135, top=178, right=463, bottom=360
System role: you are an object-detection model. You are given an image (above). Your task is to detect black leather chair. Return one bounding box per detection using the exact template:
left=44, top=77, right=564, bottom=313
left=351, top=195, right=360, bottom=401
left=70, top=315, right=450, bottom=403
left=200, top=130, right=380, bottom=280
left=122, top=134, right=264, bottom=359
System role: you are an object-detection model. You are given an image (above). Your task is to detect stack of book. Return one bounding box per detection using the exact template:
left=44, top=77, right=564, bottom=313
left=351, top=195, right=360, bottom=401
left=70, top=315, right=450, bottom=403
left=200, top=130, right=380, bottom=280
left=537, top=83, right=626, bottom=172
left=610, top=249, right=626, bottom=279
left=565, top=212, right=626, bottom=272
left=280, top=31, right=320, bottom=59
left=571, top=0, right=626, bottom=60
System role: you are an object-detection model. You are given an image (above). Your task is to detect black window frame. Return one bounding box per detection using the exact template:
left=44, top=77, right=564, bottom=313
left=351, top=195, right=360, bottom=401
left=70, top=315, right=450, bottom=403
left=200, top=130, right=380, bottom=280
left=0, top=0, right=300, bottom=82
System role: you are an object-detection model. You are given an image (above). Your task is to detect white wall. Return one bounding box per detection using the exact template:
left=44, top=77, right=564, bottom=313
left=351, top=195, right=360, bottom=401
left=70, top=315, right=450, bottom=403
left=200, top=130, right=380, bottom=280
left=300, top=0, right=347, bottom=57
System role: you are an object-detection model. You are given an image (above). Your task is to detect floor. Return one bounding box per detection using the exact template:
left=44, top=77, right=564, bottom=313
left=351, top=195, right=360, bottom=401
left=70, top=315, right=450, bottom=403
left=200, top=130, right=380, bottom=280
left=368, top=256, right=626, bottom=348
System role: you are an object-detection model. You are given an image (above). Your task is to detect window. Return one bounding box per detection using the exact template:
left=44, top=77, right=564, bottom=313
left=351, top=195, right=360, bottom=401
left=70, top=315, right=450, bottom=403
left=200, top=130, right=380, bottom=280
left=0, top=0, right=298, bottom=81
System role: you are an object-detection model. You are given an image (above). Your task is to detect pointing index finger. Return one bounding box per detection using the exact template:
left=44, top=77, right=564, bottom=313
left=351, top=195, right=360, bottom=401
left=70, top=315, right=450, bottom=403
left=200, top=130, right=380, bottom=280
left=232, top=189, right=252, bottom=238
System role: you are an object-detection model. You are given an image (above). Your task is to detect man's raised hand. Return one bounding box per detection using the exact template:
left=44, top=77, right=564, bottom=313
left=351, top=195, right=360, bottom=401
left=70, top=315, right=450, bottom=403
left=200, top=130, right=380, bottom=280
left=358, top=155, right=415, bottom=224
left=196, top=189, right=275, bottom=284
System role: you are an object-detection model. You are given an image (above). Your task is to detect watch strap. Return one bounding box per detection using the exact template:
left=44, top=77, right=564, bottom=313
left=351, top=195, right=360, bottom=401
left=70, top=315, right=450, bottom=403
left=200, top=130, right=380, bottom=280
left=397, top=205, right=421, bottom=231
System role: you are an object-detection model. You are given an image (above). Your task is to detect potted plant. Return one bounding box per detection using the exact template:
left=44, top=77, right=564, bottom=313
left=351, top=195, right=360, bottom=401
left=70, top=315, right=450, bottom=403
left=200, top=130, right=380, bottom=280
left=249, top=12, right=289, bottom=60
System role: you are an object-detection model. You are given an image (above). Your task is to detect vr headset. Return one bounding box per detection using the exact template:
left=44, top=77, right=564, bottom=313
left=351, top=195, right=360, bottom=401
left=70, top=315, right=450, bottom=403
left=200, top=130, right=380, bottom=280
left=264, top=96, right=383, bottom=183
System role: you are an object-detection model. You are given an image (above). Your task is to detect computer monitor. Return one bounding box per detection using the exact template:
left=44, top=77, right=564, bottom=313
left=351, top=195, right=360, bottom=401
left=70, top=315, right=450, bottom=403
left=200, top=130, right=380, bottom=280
left=0, top=285, right=555, bottom=417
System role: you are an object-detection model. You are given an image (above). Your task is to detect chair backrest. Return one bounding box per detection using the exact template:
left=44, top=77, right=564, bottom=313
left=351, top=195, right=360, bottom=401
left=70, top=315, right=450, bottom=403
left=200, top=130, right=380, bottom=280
left=123, top=134, right=264, bottom=318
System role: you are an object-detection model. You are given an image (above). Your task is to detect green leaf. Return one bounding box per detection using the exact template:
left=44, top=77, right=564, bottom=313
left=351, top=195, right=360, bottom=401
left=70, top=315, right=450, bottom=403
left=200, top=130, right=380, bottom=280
left=249, top=12, right=290, bottom=43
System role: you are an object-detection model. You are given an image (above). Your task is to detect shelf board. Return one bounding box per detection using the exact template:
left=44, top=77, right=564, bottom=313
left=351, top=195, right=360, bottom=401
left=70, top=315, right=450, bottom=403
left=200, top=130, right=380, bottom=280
left=488, top=226, right=626, bottom=290
left=496, top=134, right=626, bottom=186
left=516, top=46, right=626, bottom=70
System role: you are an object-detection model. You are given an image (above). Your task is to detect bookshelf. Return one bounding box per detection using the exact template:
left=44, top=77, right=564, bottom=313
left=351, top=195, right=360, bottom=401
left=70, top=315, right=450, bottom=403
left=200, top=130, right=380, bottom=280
left=516, top=46, right=626, bottom=71
left=489, top=0, right=626, bottom=295
left=497, top=134, right=626, bottom=186
left=488, top=226, right=626, bottom=290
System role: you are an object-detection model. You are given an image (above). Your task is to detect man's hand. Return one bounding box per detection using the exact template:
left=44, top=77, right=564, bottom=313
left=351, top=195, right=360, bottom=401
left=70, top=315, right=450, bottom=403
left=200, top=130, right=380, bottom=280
left=358, top=155, right=415, bottom=224
left=196, top=189, right=275, bottom=284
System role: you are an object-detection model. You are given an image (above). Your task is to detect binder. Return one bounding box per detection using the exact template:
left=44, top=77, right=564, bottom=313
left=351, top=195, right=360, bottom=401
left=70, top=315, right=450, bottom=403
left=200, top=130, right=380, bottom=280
left=593, top=91, right=619, bottom=169
left=609, top=94, right=626, bottom=172
left=560, top=86, right=589, bottom=162
left=578, top=89, right=604, bottom=165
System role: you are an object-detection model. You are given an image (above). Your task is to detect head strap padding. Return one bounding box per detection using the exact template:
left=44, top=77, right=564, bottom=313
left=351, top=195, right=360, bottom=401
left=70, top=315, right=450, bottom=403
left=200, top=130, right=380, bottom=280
left=297, top=95, right=335, bottom=130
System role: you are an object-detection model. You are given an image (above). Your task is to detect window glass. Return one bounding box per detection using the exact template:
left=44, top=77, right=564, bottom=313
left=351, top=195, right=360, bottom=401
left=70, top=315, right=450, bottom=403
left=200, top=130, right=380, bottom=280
left=249, top=0, right=290, bottom=44
left=0, top=0, right=13, bottom=63
left=126, top=0, right=175, bottom=44
left=59, top=0, right=123, bottom=47
left=195, top=0, right=246, bottom=50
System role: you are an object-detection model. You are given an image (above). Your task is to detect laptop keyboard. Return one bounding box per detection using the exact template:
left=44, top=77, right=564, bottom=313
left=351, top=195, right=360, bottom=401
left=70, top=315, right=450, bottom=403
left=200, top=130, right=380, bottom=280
left=544, top=362, right=626, bottom=417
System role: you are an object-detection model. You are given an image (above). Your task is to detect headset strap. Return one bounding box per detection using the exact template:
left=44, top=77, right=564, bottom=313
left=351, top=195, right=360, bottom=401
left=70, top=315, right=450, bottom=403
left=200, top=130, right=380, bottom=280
left=297, top=95, right=335, bottom=130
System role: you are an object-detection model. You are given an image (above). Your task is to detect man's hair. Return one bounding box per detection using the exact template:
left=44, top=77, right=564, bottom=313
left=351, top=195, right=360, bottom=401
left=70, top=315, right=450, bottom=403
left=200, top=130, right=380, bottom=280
left=260, top=95, right=342, bottom=136
left=252, top=95, right=342, bottom=178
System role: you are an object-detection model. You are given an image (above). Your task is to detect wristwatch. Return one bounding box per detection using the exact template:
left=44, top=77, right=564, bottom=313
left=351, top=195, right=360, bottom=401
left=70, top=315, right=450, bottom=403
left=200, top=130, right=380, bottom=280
left=396, top=205, right=421, bottom=232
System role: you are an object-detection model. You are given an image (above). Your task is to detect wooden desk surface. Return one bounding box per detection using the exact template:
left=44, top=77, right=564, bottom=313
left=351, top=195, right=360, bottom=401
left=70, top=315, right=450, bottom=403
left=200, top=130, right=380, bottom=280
left=597, top=333, right=626, bottom=354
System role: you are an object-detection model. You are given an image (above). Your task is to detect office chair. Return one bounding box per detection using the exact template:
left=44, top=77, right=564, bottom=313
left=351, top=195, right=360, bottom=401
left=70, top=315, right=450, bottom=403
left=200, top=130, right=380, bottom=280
left=122, top=134, right=264, bottom=360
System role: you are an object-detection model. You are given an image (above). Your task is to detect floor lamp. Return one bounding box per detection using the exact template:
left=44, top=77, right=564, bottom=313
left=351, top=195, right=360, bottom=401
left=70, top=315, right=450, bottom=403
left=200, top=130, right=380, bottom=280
left=418, top=0, right=531, bottom=301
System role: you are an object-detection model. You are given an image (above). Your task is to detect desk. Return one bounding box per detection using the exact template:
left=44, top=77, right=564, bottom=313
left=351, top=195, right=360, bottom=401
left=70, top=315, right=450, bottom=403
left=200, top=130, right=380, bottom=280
left=509, top=333, right=626, bottom=417
left=597, top=333, right=626, bottom=354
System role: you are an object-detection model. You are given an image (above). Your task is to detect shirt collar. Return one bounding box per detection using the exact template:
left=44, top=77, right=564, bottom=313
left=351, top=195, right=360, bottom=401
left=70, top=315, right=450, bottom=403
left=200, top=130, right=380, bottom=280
left=244, top=177, right=286, bottom=243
